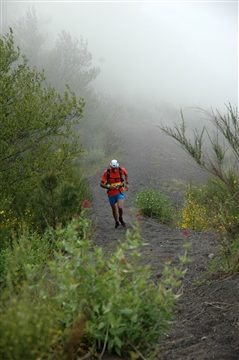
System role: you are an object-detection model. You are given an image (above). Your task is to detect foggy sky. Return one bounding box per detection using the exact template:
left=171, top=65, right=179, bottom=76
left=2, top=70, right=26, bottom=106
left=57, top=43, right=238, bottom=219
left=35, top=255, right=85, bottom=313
left=2, top=1, right=238, bottom=110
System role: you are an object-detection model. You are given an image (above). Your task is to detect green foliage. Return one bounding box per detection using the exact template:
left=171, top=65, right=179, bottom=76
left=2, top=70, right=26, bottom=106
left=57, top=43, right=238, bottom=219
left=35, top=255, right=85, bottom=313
left=134, top=187, right=175, bottom=224
left=45, top=215, right=189, bottom=359
left=78, top=92, right=124, bottom=165
left=0, top=29, right=84, bottom=192
left=0, top=211, right=189, bottom=359
left=0, top=170, right=92, bottom=248
left=0, top=294, right=56, bottom=360
left=159, top=104, right=239, bottom=275
left=159, top=104, right=239, bottom=200
left=177, top=184, right=209, bottom=231
left=43, top=30, right=100, bottom=95
left=87, top=147, right=106, bottom=164
left=0, top=228, right=56, bottom=290
left=28, top=169, right=92, bottom=233
left=0, top=29, right=92, bottom=245
left=177, top=177, right=239, bottom=274
left=0, top=249, right=8, bottom=285
left=209, top=237, right=239, bottom=275
left=178, top=178, right=239, bottom=237
left=0, top=233, right=58, bottom=360
left=11, top=5, right=47, bottom=68
left=10, top=7, right=123, bottom=166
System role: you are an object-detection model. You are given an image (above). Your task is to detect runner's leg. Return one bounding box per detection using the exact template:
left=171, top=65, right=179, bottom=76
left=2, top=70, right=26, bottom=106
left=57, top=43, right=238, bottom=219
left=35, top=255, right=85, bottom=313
left=117, top=199, right=124, bottom=218
left=111, top=203, right=119, bottom=222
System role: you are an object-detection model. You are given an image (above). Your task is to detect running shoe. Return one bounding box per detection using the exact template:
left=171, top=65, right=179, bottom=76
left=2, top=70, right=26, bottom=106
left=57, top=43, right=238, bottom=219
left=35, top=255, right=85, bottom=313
left=119, top=217, right=126, bottom=227
left=115, top=221, right=120, bottom=228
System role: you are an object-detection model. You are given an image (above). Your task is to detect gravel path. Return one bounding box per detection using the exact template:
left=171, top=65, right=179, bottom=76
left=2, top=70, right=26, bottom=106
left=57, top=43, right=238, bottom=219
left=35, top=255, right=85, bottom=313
left=88, top=117, right=239, bottom=360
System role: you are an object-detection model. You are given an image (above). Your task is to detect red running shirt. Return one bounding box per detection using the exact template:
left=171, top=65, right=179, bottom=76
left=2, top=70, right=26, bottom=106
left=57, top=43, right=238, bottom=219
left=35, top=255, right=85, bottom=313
left=101, top=167, right=127, bottom=196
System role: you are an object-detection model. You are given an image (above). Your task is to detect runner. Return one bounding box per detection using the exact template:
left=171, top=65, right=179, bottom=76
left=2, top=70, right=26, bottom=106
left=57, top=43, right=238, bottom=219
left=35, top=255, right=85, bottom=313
left=100, top=159, right=129, bottom=228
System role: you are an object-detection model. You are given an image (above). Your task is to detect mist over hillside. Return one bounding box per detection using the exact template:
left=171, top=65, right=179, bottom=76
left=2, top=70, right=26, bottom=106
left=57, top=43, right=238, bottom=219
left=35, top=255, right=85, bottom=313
left=2, top=0, right=238, bottom=135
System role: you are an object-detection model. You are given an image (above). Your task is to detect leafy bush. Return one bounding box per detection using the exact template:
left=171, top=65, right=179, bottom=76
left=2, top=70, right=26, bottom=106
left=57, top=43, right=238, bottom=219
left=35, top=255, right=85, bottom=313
left=0, top=207, right=189, bottom=360
left=0, top=169, right=92, bottom=245
left=47, top=214, right=189, bottom=359
left=159, top=104, right=239, bottom=275
left=134, top=187, right=175, bottom=224
left=29, top=170, right=92, bottom=233
left=0, top=29, right=85, bottom=198
left=12, top=8, right=123, bottom=164
left=208, top=237, right=239, bottom=276
left=87, top=147, right=106, bottom=164
left=0, top=294, right=56, bottom=360
left=177, top=177, right=239, bottom=275
left=178, top=178, right=239, bottom=238
left=0, top=231, right=59, bottom=360
left=0, top=29, right=90, bottom=247
left=0, top=229, right=56, bottom=290
left=177, top=184, right=209, bottom=231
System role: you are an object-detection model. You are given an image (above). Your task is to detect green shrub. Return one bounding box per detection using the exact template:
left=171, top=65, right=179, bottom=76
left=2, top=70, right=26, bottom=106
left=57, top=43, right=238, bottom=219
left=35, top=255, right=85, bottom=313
left=47, top=214, right=189, bottom=359
left=134, top=187, right=175, bottom=224
left=27, top=170, right=92, bottom=233
left=208, top=237, right=239, bottom=275
left=0, top=229, right=56, bottom=291
left=0, top=207, right=190, bottom=360
left=0, top=229, right=59, bottom=360
left=178, top=177, right=239, bottom=238
left=0, top=169, right=92, bottom=246
left=0, top=249, right=8, bottom=285
left=0, top=294, right=56, bottom=360
left=177, top=177, right=239, bottom=275
left=159, top=105, right=239, bottom=275
left=177, top=184, right=209, bottom=231
left=87, top=147, right=105, bottom=164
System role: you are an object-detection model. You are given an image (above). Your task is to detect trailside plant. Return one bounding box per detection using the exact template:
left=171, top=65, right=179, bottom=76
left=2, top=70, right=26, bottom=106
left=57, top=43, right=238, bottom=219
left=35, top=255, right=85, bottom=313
left=28, top=170, right=92, bottom=233
left=0, top=29, right=91, bottom=248
left=0, top=292, right=57, bottom=360
left=0, top=230, right=60, bottom=360
left=159, top=104, right=239, bottom=274
left=178, top=178, right=239, bottom=237
left=134, top=187, right=175, bottom=224
left=0, top=228, right=56, bottom=291
left=209, top=237, right=239, bottom=275
left=178, top=184, right=209, bottom=230
left=159, top=104, right=239, bottom=190
left=177, top=177, right=239, bottom=275
left=47, top=212, right=189, bottom=359
left=0, top=203, right=190, bottom=359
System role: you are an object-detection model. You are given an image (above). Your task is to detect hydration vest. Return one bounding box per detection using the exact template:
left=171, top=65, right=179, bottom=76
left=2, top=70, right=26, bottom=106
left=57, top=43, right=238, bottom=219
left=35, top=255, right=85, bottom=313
left=106, top=167, right=124, bottom=193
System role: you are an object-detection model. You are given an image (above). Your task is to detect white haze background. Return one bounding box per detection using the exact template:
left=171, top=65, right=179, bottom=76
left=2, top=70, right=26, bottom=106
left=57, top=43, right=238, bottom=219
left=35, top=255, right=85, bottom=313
left=1, top=0, right=238, bottom=111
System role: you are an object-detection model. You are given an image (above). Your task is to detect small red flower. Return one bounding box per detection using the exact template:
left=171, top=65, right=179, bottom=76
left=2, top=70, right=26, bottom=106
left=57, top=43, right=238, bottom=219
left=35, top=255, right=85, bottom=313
left=182, top=230, right=189, bottom=237
left=75, top=226, right=81, bottom=231
left=135, top=213, right=142, bottom=225
left=72, top=213, right=79, bottom=219
left=81, top=199, right=91, bottom=210
left=120, top=258, right=126, bottom=263
left=55, top=222, right=61, bottom=227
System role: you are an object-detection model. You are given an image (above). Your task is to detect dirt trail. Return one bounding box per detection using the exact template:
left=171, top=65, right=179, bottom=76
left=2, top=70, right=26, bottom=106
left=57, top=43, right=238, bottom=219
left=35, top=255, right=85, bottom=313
left=88, top=118, right=239, bottom=360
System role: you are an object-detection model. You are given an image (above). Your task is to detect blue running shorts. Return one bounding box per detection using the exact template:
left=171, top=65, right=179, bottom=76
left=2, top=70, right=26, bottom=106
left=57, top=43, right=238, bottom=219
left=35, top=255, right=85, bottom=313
left=108, top=192, right=124, bottom=205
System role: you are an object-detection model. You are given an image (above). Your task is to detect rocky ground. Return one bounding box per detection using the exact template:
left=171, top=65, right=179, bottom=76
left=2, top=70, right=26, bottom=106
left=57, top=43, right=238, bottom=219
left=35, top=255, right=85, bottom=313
left=88, top=116, right=239, bottom=360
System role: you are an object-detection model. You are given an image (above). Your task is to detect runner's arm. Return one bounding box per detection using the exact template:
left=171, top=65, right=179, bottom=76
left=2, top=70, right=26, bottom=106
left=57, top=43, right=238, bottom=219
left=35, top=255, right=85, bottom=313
left=100, top=180, right=111, bottom=189
left=123, top=169, right=129, bottom=190
left=100, top=171, right=109, bottom=189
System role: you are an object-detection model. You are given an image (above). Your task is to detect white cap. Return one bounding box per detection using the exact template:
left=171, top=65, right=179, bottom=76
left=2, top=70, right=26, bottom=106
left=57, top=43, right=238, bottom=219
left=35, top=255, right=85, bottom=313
left=110, top=159, right=119, bottom=168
